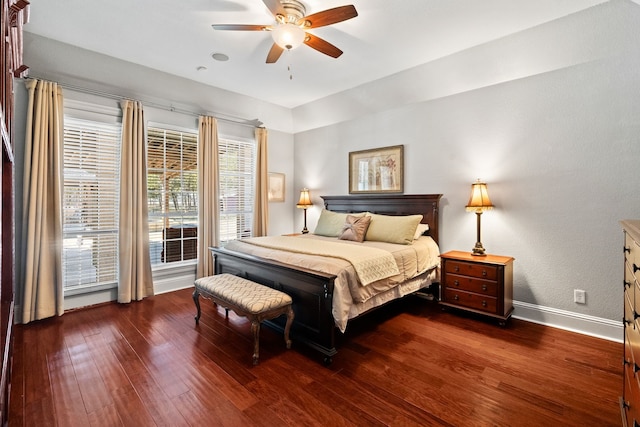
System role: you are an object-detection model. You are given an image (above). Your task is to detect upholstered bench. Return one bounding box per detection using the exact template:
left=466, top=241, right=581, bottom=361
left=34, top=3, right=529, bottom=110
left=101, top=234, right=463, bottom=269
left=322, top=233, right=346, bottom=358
left=193, top=273, right=294, bottom=365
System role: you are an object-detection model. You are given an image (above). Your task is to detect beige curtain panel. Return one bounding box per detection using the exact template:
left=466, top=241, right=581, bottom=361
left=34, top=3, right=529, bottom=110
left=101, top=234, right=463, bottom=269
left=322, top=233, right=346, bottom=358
left=118, top=100, right=154, bottom=303
left=196, top=116, right=220, bottom=278
left=21, top=79, right=65, bottom=323
left=253, top=127, right=268, bottom=237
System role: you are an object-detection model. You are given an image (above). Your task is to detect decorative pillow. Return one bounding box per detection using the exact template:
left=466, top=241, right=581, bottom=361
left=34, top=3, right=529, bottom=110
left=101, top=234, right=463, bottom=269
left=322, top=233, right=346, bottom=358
left=314, top=210, right=365, bottom=237
left=339, top=215, right=371, bottom=242
left=414, top=223, right=429, bottom=240
left=365, top=213, right=423, bottom=245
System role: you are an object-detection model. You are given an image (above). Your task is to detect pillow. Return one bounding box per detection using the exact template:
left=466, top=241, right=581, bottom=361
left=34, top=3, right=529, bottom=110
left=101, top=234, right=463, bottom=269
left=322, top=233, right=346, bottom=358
left=365, top=213, right=423, bottom=245
left=414, top=223, right=430, bottom=240
left=339, top=215, right=371, bottom=242
left=314, top=210, right=365, bottom=237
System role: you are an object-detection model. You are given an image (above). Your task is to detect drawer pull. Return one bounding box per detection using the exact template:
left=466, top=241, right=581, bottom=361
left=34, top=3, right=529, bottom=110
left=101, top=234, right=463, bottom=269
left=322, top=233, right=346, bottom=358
left=635, top=263, right=640, bottom=273
left=625, top=280, right=633, bottom=289
left=454, top=266, right=460, bottom=272
left=482, top=284, right=488, bottom=292
left=625, top=357, right=632, bottom=366
left=624, top=317, right=633, bottom=326
left=625, top=246, right=631, bottom=254
left=482, top=300, right=487, bottom=307
left=635, top=311, right=640, bottom=320
left=454, top=280, right=459, bottom=286
left=634, top=363, right=640, bottom=373
left=453, top=295, right=459, bottom=301
left=481, top=270, right=487, bottom=277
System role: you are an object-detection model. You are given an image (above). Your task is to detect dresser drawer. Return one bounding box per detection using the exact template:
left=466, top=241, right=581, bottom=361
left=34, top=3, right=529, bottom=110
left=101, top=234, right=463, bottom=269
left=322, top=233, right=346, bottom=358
left=446, top=273, right=498, bottom=296
left=444, top=260, right=498, bottom=281
left=624, top=360, right=640, bottom=425
left=626, top=290, right=635, bottom=330
left=443, top=288, right=497, bottom=313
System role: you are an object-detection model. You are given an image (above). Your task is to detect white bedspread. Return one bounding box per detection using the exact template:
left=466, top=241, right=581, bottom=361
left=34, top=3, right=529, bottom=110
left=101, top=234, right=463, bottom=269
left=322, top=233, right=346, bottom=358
left=223, top=234, right=440, bottom=332
left=237, top=235, right=399, bottom=285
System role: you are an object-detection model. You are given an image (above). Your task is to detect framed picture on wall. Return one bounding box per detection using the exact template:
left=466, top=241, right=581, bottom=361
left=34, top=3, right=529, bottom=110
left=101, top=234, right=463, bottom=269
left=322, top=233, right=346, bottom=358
left=268, top=172, right=285, bottom=202
left=349, top=145, right=404, bottom=194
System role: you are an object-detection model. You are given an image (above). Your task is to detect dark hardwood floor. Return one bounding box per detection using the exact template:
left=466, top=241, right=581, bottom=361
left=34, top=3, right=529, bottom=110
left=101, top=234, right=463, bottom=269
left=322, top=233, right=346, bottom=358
left=8, top=288, right=622, bottom=426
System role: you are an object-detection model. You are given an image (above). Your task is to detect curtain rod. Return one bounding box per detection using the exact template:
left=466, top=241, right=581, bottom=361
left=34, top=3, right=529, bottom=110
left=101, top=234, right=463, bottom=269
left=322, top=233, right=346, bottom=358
left=21, top=77, right=264, bottom=128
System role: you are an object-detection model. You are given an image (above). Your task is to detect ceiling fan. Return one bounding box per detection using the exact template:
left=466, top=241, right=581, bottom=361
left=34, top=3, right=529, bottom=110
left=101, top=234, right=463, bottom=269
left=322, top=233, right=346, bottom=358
left=212, top=0, right=358, bottom=64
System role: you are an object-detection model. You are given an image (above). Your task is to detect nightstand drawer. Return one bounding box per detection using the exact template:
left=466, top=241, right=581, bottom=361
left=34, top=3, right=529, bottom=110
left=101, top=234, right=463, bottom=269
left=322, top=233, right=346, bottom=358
left=443, top=288, right=497, bottom=313
left=444, top=260, right=498, bottom=281
left=447, top=273, right=497, bottom=296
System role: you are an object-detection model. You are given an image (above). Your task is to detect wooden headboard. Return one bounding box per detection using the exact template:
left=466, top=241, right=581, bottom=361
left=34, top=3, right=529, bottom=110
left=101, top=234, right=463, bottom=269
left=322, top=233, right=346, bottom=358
left=321, top=194, right=443, bottom=244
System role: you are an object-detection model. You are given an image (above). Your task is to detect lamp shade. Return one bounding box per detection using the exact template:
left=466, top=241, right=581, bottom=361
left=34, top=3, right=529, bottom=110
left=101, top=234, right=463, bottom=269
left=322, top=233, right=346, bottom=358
left=465, top=180, right=494, bottom=212
left=271, top=23, right=306, bottom=50
left=296, top=188, right=312, bottom=208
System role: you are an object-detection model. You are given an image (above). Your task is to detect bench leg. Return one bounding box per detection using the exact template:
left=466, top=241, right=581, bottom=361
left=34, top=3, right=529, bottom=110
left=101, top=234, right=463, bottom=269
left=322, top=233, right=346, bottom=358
left=192, top=289, right=201, bottom=324
left=251, top=320, right=260, bottom=365
left=284, top=306, right=294, bottom=349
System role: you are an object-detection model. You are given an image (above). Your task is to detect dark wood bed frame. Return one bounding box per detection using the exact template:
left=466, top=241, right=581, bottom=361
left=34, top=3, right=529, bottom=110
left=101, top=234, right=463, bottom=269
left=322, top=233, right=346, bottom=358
left=209, top=194, right=442, bottom=363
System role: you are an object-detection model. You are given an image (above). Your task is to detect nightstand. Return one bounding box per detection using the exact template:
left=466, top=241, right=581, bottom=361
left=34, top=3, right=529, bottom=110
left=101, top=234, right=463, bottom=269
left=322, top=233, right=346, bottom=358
left=439, top=250, right=514, bottom=325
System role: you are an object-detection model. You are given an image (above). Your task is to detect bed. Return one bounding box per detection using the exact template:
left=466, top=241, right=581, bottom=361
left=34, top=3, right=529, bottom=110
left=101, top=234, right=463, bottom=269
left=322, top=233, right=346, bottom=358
left=209, top=194, right=442, bottom=363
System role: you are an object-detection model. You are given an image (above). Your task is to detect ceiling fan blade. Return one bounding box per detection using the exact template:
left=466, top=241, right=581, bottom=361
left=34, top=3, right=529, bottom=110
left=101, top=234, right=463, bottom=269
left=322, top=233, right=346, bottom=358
left=304, top=33, right=343, bottom=58
left=299, top=5, right=358, bottom=29
left=266, top=43, right=284, bottom=63
left=262, top=0, right=286, bottom=17
left=212, top=24, right=269, bottom=31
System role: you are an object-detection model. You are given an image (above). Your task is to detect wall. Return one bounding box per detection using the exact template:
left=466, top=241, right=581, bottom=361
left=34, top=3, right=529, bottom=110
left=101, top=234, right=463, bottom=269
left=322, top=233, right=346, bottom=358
left=292, top=0, right=640, bottom=339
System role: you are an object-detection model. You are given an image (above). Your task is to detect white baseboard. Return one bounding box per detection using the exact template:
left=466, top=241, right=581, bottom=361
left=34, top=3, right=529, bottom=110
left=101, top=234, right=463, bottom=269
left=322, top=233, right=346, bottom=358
left=512, top=300, right=623, bottom=343
left=25, top=281, right=624, bottom=344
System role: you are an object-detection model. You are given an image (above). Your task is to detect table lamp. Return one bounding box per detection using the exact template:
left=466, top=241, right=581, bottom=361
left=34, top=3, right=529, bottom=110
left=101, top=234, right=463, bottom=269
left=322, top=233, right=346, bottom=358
left=465, top=180, right=494, bottom=256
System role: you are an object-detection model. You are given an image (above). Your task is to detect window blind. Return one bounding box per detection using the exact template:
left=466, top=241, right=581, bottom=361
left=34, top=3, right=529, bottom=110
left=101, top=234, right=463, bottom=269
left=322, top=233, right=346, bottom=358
left=63, top=116, right=121, bottom=291
left=219, top=138, right=256, bottom=243
left=147, top=126, right=198, bottom=265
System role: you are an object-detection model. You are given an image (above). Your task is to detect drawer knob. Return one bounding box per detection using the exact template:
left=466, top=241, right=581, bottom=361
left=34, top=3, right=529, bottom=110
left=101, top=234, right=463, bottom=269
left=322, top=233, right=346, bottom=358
left=625, top=280, right=632, bottom=289
left=453, top=294, right=459, bottom=301
left=635, top=311, right=640, bottom=320
left=454, top=266, right=459, bottom=272
left=635, top=263, right=640, bottom=273
left=482, top=284, right=488, bottom=291
left=635, top=363, right=640, bottom=373
left=624, top=316, right=633, bottom=326
left=482, top=270, right=487, bottom=277
left=625, top=357, right=632, bottom=366
left=454, top=280, right=459, bottom=286
left=625, top=246, right=631, bottom=254
left=482, top=300, right=487, bottom=307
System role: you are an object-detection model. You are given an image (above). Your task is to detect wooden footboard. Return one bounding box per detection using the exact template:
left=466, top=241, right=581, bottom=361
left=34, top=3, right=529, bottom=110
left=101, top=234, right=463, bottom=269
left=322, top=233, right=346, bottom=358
left=210, top=246, right=339, bottom=363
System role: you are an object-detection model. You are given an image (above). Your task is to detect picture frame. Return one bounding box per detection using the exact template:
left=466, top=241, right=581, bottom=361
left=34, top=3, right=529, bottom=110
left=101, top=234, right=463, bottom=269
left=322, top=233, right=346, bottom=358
left=268, top=172, right=285, bottom=202
left=349, top=145, right=404, bottom=194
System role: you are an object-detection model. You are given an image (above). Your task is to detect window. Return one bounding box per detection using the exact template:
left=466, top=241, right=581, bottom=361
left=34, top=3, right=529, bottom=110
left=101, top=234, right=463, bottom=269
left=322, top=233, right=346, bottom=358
left=147, top=126, right=198, bottom=266
left=62, top=117, right=121, bottom=292
left=219, top=138, right=256, bottom=243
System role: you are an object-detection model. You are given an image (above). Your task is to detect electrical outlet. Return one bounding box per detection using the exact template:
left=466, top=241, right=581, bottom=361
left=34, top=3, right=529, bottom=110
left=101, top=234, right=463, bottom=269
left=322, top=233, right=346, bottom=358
left=574, top=289, right=586, bottom=304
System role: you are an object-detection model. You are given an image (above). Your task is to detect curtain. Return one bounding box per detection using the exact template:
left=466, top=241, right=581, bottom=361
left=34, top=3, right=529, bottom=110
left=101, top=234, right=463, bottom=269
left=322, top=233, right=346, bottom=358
left=21, top=79, right=64, bottom=323
left=196, top=116, right=220, bottom=278
left=118, top=100, right=154, bottom=303
left=253, top=127, right=268, bottom=236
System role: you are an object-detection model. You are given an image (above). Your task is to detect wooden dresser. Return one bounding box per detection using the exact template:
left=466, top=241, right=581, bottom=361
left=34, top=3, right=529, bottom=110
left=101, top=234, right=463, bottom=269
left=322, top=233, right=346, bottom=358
left=440, top=250, right=514, bottom=325
left=621, top=220, right=640, bottom=426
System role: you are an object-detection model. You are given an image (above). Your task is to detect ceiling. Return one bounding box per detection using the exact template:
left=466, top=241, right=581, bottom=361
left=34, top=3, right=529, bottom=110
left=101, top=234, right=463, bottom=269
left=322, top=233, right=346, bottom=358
left=24, top=0, right=609, bottom=109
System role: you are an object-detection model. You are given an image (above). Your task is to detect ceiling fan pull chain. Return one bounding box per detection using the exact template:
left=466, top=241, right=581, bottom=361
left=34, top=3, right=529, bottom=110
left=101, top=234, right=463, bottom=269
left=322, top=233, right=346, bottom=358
left=287, top=49, right=294, bottom=80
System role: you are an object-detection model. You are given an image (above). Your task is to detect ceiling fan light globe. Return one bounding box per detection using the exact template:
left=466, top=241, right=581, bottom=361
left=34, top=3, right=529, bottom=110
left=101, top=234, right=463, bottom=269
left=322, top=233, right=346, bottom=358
left=272, top=23, right=305, bottom=50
